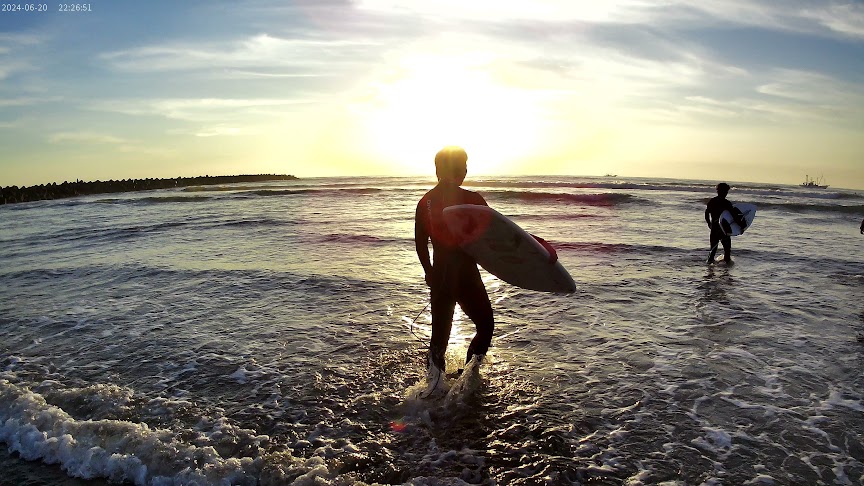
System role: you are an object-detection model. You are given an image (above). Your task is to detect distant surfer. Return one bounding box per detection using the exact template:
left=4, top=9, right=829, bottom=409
left=415, top=146, right=494, bottom=375
left=705, top=182, right=746, bottom=263
left=860, top=218, right=863, bottom=234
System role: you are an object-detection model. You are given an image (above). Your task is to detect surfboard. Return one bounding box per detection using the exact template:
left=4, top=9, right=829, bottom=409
left=719, top=203, right=757, bottom=236
left=442, top=204, right=576, bottom=293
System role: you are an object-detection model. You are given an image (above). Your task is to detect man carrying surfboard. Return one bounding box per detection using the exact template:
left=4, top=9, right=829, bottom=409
left=414, top=146, right=494, bottom=374
left=705, top=182, right=747, bottom=263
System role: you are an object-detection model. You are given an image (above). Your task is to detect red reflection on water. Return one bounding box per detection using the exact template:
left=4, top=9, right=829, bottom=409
left=390, top=420, right=407, bottom=432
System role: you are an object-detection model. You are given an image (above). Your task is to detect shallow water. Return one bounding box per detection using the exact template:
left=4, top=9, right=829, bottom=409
left=1, top=176, right=863, bottom=485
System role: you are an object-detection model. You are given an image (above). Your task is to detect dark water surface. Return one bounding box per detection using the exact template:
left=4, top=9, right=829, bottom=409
left=2, top=176, right=863, bottom=485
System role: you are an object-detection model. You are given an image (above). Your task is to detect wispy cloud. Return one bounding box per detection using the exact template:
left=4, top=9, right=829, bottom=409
left=642, top=68, right=864, bottom=126
left=100, top=34, right=380, bottom=74
left=0, top=32, right=46, bottom=45
left=0, top=97, right=52, bottom=107
left=801, top=3, right=864, bottom=38
left=91, top=97, right=320, bottom=123
left=358, top=0, right=864, bottom=40
left=49, top=132, right=130, bottom=144
left=193, top=125, right=242, bottom=137
left=0, top=33, right=46, bottom=82
left=675, top=1, right=864, bottom=39
left=47, top=131, right=176, bottom=157
left=0, top=61, right=33, bottom=82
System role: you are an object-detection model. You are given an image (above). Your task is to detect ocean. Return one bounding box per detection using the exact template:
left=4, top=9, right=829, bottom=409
left=1, top=175, right=863, bottom=485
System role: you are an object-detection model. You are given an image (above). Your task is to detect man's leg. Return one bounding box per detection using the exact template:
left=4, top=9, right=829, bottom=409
left=721, top=235, right=732, bottom=261
left=429, top=285, right=456, bottom=371
left=458, top=269, right=494, bottom=364
left=707, top=229, right=721, bottom=263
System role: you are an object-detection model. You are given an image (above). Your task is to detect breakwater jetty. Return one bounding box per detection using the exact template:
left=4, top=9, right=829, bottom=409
left=0, top=174, right=298, bottom=205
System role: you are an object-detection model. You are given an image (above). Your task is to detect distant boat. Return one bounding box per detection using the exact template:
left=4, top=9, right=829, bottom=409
left=603, top=174, right=617, bottom=177
left=801, top=174, right=828, bottom=188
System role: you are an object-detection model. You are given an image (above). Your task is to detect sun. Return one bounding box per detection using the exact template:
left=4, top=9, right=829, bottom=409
left=352, top=53, right=544, bottom=175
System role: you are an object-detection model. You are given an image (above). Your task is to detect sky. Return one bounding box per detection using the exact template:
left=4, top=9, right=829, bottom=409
left=1, top=0, right=863, bottom=189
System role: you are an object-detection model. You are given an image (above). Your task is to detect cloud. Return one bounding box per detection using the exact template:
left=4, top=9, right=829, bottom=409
left=100, top=34, right=381, bottom=74
left=0, top=33, right=46, bottom=82
left=641, top=68, right=864, bottom=126
left=0, top=97, right=49, bottom=107
left=91, top=97, right=319, bottom=123
left=356, top=0, right=654, bottom=23
left=46, top=131, right=176, bottom=157
left=49, top=132, right=130, bottom=144
left=679, top=1, right=864, bottom=39
left=0, top=61, right=33, bottom=82
left=193, top=125, right=241, bottom=137
left=755, top=69, right=864, bottom=120
left=0, top=32, right=45, bottom=45
left=800, top=3, right=864, bottom=38
left=221, top=69, right=331, bottom=79
left=355, top=0, right=864, bottom=41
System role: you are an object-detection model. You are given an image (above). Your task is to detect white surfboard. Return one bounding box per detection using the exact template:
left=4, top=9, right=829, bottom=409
left=442, top=204, right=576, bottom=293
left=719, top=203, right=756, bottom=236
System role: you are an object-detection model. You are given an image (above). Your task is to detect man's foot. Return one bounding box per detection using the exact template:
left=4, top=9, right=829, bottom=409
left=427, top=349, right=445, bottom=374
left=454, top=354, right=486, bottom=378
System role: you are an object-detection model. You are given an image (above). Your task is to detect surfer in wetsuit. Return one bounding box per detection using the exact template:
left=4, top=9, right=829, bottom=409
left=705, top=182, right=746, bottom=263
left=860, top=218, right=863, bottom=234
left=414, top=146, right=494, bottom=373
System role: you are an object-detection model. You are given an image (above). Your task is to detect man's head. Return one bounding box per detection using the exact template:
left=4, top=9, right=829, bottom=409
left=435, top=146, right=468, bottom=185
left=716, top=182, right=730, bottom=197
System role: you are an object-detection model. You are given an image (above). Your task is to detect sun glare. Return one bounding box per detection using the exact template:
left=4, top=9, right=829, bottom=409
left=353, top=54, right=543, bottom=175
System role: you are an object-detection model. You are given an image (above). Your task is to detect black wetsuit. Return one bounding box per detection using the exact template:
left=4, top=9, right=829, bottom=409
left=705, top=196, right=743, bottom=262
left=415, top=183, right=494, bottom=370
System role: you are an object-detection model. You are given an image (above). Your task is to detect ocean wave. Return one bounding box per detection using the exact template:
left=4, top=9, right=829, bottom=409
left=242, top=188, right=383, bottom=197
left=509, top=213, right=605, bottom=222
left=694, top=197, right=864, bottom=214
left=318, top=234, right=409, bottom=245
left=467, top=180, right=707, bottom=193
left=486, top=191, right=640, bottom=206
left=95, top=196, right=215, bottom=204
left=213, top=218, right=294, bottom=228
left=183, top=184, right=304, bottom=192
left=51, top=221, right=191, bottom=244
left=555, top=241, right=678, bottom=255
left=735, top=189, right=863, bottom=200
left=757, top=201, right=864, bottom=214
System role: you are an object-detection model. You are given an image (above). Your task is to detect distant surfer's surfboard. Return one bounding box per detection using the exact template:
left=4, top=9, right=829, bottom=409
left=442, top=204, right=576, bottom=293
left=719, top=203, right=757, bottom=236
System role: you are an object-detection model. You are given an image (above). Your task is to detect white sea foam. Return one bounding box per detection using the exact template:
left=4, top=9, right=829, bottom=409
left=0, top=379, right=277, bottom=485
left=691, top=428, right=732, bottom=454
left=821, top=389, right=864, bottom=412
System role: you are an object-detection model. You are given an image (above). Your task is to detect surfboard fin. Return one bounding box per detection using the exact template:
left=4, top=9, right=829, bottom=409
left=531, top=233, right=558, bottom=263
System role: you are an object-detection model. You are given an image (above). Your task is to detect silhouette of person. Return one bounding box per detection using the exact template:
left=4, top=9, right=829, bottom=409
left=414, top=146, right=494, bottom=374
left=705, top=182, right=746, bottom=263
left=860, top=218, right=863, bottom=235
